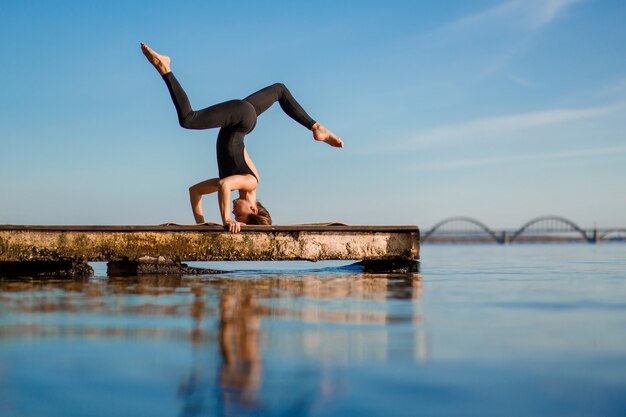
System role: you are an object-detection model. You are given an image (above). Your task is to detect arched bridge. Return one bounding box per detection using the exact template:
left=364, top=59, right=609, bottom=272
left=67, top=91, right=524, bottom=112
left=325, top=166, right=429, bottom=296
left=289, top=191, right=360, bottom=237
left=422, top=216, right=502, bottom=242
left=509, top=216, right=590, bottom=242
left=423, top=216, right=622, bottom=243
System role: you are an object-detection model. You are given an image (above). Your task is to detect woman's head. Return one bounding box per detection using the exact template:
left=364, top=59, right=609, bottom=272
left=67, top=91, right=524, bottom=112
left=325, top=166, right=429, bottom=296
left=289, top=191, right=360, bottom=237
left=232, top=199, right=272, bottom=225
left=246, top=201, right=272, bottom=225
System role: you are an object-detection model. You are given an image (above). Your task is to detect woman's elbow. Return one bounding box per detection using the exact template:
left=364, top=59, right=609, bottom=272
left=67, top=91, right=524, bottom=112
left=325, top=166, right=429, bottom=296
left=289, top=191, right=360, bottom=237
left=217, top=179, right=230, bottom=192
left=189, top=185, right=203, bottom=200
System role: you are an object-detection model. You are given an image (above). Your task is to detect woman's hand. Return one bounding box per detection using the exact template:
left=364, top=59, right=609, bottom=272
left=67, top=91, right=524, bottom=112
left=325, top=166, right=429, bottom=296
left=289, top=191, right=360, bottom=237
left=218, top=175, right=257, bottom=232
left=224, top=220, right=244, bottom=233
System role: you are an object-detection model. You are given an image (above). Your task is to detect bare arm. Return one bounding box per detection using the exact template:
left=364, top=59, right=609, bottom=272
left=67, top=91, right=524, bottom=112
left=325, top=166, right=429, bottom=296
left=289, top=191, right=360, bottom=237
left=218, top=175, right=258, bottom=232
left=189, top=178, right=220, bottom=224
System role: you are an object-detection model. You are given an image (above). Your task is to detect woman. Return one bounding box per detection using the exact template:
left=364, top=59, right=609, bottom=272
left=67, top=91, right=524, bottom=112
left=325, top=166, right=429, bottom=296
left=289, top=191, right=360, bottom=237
left=141, top=43, right=343, bottom=233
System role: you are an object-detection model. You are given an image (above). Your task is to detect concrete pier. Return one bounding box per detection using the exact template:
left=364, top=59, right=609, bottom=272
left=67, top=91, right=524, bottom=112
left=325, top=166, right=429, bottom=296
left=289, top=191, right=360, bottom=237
left=0, top=225, right=420, bottom=277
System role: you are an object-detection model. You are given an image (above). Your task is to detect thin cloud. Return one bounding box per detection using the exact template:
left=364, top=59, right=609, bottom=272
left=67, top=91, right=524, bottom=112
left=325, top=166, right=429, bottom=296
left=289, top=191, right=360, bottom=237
left=425, top=0, right=584, bottom=77
left=507, top=73, right=536, bottom=87
left=442, top=0, right=522, bottom=30
left=532, top=0, right=583, bottom=28
left=409, top=145, right=626, bottom=171
left=596, top=76, right=626, bottom=98
left=400, top=101, right=626, bottom=150
left=442, top=0, right=582, bottom=32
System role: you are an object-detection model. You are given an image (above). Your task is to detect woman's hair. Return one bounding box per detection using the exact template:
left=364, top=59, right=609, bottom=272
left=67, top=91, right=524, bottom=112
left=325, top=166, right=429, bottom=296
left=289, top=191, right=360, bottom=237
left=246, top=201, right=272, bottom=225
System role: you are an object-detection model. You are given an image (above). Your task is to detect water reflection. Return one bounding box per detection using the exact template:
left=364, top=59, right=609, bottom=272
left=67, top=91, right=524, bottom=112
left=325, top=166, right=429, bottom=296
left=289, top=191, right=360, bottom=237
left=0, top=272, right=423, bottom=415
left=178, top=274, right=423, bottom=416
left=218, top=288, right=264, bottom=413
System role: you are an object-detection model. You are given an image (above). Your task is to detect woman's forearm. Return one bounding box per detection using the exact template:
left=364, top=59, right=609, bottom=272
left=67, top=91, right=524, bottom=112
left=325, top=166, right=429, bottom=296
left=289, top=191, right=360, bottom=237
left=217, top=184, right=232, bottom=224
left=189, top=188, right=205, bottom=224
left=188, top=178, right=220, bottom=224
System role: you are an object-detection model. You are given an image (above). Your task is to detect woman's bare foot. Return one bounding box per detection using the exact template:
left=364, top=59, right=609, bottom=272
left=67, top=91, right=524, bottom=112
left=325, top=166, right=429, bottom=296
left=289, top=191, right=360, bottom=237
left=140, top=42, right=171, bottom=75
left=311, top=122, right=344, bottom=148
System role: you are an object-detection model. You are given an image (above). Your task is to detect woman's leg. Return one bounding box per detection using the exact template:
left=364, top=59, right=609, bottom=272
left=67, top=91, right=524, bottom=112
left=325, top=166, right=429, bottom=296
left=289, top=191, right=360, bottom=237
left=162, top=73, right=257, bottom=131
left=142, top=43, right=256, bottom=131
left=243, top=83, right=316, bottom=129
left=243, top=83, right=344, bottom=147
left=142, top=44, right=342, bottom=147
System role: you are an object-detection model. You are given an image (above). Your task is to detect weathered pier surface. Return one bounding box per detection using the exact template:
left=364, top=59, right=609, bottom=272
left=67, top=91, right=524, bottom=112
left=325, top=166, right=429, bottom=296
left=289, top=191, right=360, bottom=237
left=0, top=225, right=420, bottom=277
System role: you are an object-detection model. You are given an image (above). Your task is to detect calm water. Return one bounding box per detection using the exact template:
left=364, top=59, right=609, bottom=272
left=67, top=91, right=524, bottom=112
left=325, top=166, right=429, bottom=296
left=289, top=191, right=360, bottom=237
left=1, top=244, right=626, bottom=417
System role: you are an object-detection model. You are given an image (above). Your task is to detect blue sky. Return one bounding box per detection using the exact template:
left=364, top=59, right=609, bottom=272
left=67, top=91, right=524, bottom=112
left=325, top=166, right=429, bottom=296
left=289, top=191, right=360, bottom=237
left=1, top=0, right=625, bottom=228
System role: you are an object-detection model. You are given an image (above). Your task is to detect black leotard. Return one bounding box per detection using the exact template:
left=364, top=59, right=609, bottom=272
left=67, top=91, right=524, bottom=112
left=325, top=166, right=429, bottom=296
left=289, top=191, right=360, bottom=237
left=162, top=72, right=316, bottom=180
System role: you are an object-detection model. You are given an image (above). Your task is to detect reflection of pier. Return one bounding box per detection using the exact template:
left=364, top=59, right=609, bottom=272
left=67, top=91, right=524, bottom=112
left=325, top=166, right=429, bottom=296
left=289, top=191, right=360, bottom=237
left=0, top=273, right=424, bottom=416
left=178, top=274, right=424, bottom=417
left=422, top=216, right=626, bottom=244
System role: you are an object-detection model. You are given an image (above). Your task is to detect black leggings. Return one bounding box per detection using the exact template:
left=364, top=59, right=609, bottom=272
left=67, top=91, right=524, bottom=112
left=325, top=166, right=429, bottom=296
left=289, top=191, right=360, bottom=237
left=162, top=72, right=316, bottom=180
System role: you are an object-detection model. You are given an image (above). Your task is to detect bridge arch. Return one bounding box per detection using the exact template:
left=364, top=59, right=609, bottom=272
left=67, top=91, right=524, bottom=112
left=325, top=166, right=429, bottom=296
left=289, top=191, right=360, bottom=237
left=598, top=229, right=626, bottom=241
left=510, top=215, right=589, bottom=242
left=423, top=216, right=500, bottom=242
